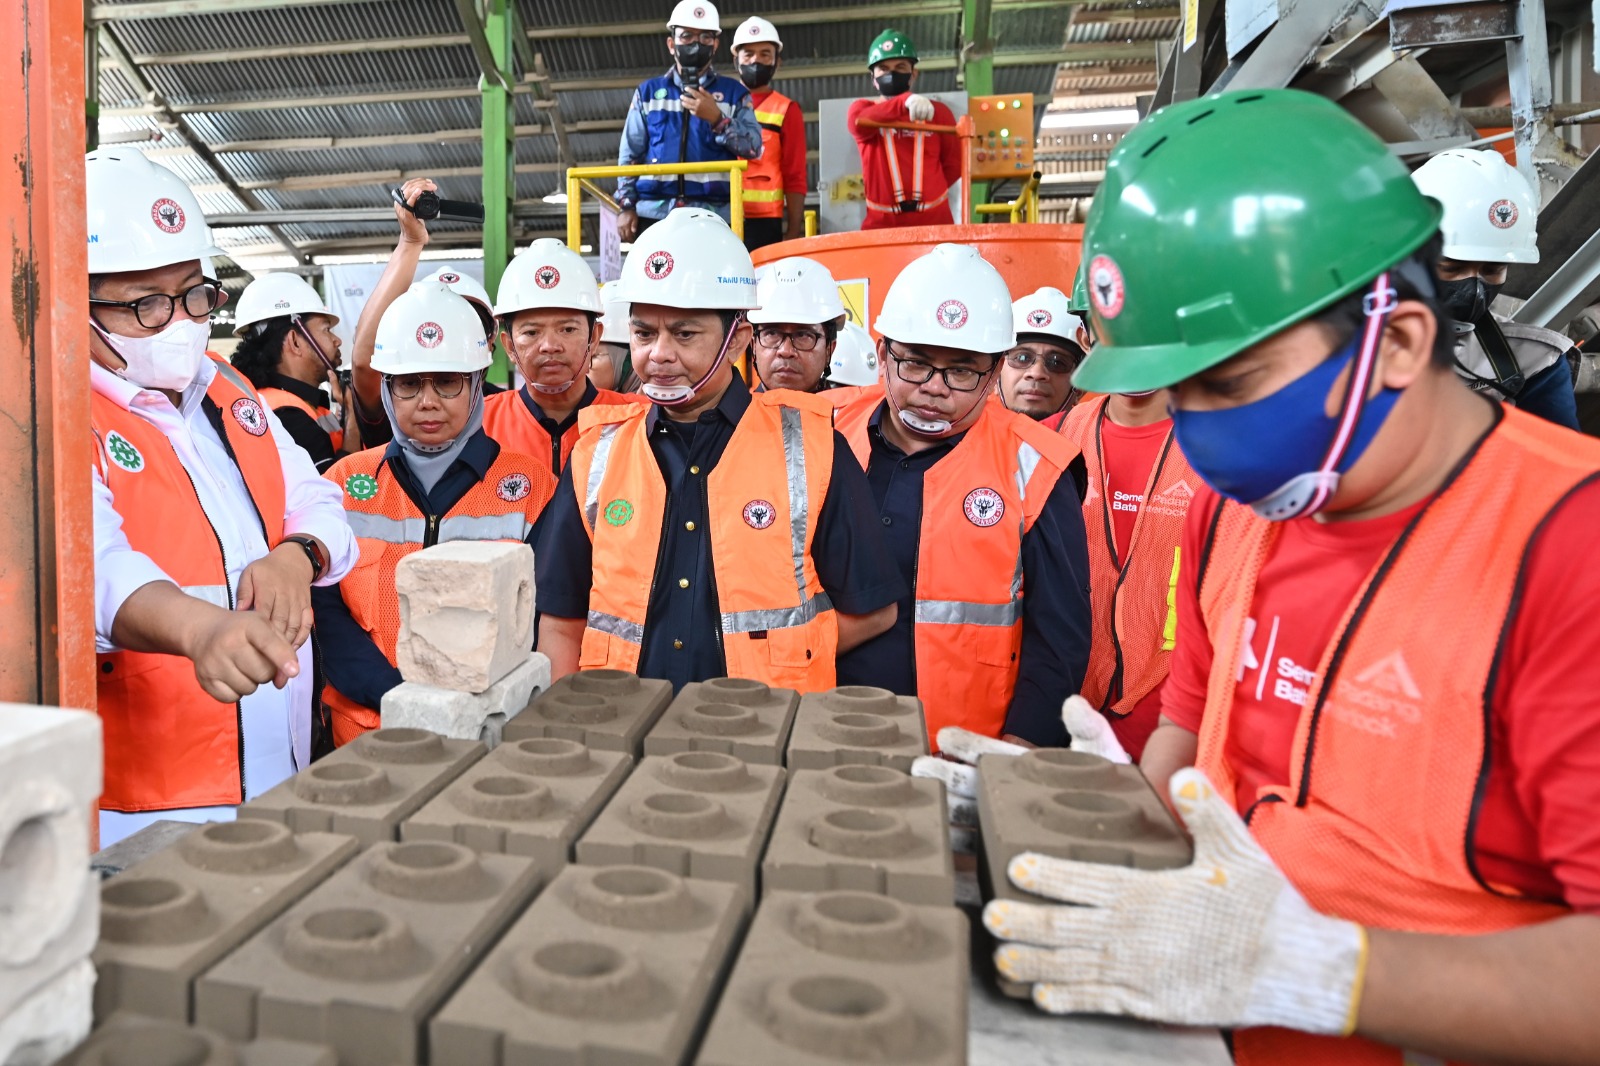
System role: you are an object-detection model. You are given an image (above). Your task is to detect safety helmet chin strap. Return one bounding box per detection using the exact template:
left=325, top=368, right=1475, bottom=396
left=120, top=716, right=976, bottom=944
left=882, top=339, right=998, bottom=437
left=646, top=312, right=746, bottom=406
left=291, top=315, right=340, bottom=375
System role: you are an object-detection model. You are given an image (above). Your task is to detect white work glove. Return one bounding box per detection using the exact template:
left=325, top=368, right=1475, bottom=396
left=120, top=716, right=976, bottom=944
left=911, top=696, right=1131, bottom=852
left=984, top=767, right=1368, bottom=1035
left=905, top=93, right=935, bottom=122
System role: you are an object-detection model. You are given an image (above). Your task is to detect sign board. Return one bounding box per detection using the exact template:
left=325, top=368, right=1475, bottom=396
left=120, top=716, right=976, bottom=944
left=598, top=204, right=623, bottom=282
left=835, top=277, right=871, bottom=332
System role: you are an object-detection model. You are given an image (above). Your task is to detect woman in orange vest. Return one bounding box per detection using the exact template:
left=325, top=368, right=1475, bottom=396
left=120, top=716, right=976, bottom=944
left=314, top=282, right=555, bottom=745
left=981, top=90, right=1600, bottom=1064
left=232, top=272, right=348, bottom=472
left=731, top=17, right=806, bottom=250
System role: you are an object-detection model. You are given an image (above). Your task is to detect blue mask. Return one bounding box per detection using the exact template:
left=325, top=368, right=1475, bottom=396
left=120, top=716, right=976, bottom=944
left=1169, top=329, right=1401, bottom=521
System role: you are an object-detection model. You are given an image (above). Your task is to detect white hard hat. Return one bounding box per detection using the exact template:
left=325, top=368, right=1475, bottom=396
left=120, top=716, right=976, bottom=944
left=828, top=322, right=880, bottom=387
left=598, top=280, right=631, bottom=345
left=373, top=283, right=491, bottom=375
left=733, top=16, right=782, bottom=50
left=617, top=207, right=759, bottom=311
left=232, top=272, right=338, bottom=336
left=1411, top=148, right=1540, bottom=265
left=495, top=238, right=602, bottom=317
left=748, top=256, right=845, bottom=325
left=85, top=148, right=224, bottom=275
left=1011, top=287, right=1084, bottom=349
left=667, top=0, right=720, bottom=32
left=875, top=243, right=1016, bottom=354
left=424, top=265, right=493, bottom=315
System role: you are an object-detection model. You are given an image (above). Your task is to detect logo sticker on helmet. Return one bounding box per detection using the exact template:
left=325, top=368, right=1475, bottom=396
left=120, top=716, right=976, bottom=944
left=936, top=299, right=969, bottom=330
left=344, top=473, right=379, bottom=501
left=151, top=198, right=186, bottom=234
left=1488, top=199, right=1519, bottom=229
left=535, top=265, right=561, bottom=289
left=644, top=251, right=675, bottom=280
left=416, top=321, right=444, bottom=348
left=231, top=398, right=269, bottom=437
left=1026, top=309, right=1053, bottom=328
left=742, top=499, right=776, bottom=529
left=1088, top=255, right=1125, bottom=319
left=104, top=431, right=144, bottom=473
left=604, top=499, right=634, bottom=526
left=439, top=272, right=461, bottom=284
left=496, top=473, right=532, bottom=503
left=693, top=5, right=705, bottom=17
left=963, top=487, right=1005, bottom=527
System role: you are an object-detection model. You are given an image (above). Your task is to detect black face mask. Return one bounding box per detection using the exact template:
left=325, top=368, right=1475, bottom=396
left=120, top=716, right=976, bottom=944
left=875, top=71, right=912, bottom=98
left=1437, top=275, right=1503, bottom=330
left=738, top=62, right=775, bottom=89
left=674, top=42, right=714, bottom=75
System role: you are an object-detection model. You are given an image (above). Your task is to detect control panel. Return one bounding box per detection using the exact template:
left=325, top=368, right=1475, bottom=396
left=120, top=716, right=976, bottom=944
left=969, top=93, right=1035, bottom=181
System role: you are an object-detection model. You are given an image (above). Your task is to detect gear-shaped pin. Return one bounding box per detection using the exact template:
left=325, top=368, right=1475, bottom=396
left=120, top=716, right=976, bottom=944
left=344, top=473, right=380, bottom=501
left=106, top=432, right=143, bottom=471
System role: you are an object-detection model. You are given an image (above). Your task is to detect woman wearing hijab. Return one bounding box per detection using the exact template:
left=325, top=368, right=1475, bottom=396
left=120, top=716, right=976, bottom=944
left=312, top=281, right=556, bottom=745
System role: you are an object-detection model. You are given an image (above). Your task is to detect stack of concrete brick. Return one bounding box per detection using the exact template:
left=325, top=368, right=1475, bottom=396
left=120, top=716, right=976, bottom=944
left=0, top=706, right=101, bottom=1066
left=379, top=542, right=549, bottom=747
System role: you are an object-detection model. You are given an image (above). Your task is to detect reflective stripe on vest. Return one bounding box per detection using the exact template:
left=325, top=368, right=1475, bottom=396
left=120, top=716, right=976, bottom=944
left=583, top=422, right=622, bottom=533
left=864, top=187, right=950, bottom=214
left=344, top=510, right=531, bottom=545
left=587, top=609, right=645, bottom=645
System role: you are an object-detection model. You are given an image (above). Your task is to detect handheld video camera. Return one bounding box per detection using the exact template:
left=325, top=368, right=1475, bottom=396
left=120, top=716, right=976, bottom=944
left=391, top=187, right=486, bottom=222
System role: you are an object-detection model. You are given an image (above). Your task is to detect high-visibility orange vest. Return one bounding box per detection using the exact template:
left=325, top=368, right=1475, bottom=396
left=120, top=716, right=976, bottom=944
left=566, top=390, right=839, bottom=690
left=834, top=396, right=1080, bottom=742
left=1058, top=397, right=1192, bottom=717
left=823, top=383, right=882, bottom=410
left=321, top=442, right=554, bottom=745
left=1194, top=408, right=1592, bottom=1065
left=92, top=356, right=288, bottom=813
left=481, top=386, right=632, bottom=475
left=258, top=384, right=344, bottom=453
left=743, top=90, right=795, bottom=219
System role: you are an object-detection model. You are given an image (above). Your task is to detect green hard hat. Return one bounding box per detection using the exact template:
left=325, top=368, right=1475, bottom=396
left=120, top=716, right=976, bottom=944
left=868, top=28, right=917, bottom=68
left=1069, top=258, right=1090, bottom=314
left=1071, top=89, right=1443, bottom=395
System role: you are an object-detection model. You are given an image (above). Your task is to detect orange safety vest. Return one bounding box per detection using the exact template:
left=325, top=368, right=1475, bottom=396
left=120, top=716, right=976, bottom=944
left=92, top=356, right=288, bottom=813
left=835, top=396, right=1080, bottom=742
left=481, top=386, right=632, bottom=475
left=1057, top=397, right=1192, bottom=717
left=258, top=384, right=344, bottom=453
left=823, top=383, right=882, bottom=410
left=566, top=390, right=839, bottom=690
left=1194, top=408, right=1592, bottom=1066
left=743, top=90, right=795, bottom=219
left=321, top=443, right=554, bottom=745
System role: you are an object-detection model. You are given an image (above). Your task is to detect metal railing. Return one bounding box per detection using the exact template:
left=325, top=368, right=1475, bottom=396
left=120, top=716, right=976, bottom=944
left=563, top=160, right=748, bottom=249
left=973, top=171, right=1042, bottom=224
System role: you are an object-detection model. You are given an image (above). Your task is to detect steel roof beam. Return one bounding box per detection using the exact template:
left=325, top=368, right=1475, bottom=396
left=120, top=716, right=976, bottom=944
left=90, top=0, right=383, bottom=19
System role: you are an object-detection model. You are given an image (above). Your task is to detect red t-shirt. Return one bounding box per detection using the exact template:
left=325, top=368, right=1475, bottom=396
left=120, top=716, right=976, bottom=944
left=749, top=88, right=809, bottom=196
left=1162, top=481, right=1600, bottom=912
left=1100, top=417, right=1173, bottom=561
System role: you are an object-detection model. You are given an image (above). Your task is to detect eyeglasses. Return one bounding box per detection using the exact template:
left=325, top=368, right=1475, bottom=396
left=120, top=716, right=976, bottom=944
left=755, top=327, right=825, bottom=352
left=672, top=29, right=719, bottom=44
left=886, top=344, right=994, bottom=393
left=1005, top=349, right=1078, bottom=376
left=89, top=281, right=222, bottom=330
left=389, top=372, right=468, bottom=400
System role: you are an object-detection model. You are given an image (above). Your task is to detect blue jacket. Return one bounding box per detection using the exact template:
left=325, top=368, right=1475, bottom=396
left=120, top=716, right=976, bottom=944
left=616, top=67, right=762, bottom=217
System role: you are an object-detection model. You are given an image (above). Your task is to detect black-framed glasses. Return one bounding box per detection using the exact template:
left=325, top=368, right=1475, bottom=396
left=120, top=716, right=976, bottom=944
left=755, top=327, right=824, bottom=352
left=89, top=281, right=221, bottom=330
left=886, top=343, right=994, bottom=393
left=672, top=29, right=719, bottom=44
left=389, top=372, right=468, bottom=400
left=1005, top=348, right=1078, bottom=376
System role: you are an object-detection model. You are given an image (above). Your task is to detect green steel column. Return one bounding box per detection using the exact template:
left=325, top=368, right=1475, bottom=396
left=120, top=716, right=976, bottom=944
left=961, top=0, right=994, bottom=220
left=481, top=0, right=514, bottom=383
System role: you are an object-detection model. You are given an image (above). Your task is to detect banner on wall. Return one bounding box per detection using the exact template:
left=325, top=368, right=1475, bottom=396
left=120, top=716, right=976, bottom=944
left=598, top=206, right=623, bottom=282
left=321, top=261, right=486, bottom=368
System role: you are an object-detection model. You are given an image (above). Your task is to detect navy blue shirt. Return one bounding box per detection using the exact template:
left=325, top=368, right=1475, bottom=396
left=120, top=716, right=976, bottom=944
left=519, top=379, right=599, bottom=475
left=835, top=403, right=1093, bottom=746
left=537, top=376, right=905, bottom=691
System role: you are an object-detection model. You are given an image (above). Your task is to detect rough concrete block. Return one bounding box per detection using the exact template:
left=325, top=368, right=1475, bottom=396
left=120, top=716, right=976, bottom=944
left=59, top=1013, right=337, bottom=1066
left=237, top=728, right=484, bottom=846
left=402, top=736, right=633, bottom=870
left=761, top=766, right=954, bottom=905
left=380, top=652, right=550, bottom=747
left=576, top=753, right=785, bottom=898
left=785, top=687, right=929, bottom=772
left=644, top=677, right=800, bottom=765
left=0, top=706, right=101, bottom=1023
left=395, top=541, right=535, bottom=693
left=430, top=864, right=747, bottom=1066
left=503, top=670, right=674, bottom=755
left=0, top=959, right=92, bottom=1066
left=194, top=840, right=542, bottom=1066
left=93, top=821, right=359, bottom=1022
left=697, top=890, right=968, bottom=1066
left=977, top=748, right=1192, bottom=997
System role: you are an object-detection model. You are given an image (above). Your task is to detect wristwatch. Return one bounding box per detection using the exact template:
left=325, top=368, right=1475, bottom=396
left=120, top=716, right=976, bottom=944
left=282, top=535, right=326, bottom=581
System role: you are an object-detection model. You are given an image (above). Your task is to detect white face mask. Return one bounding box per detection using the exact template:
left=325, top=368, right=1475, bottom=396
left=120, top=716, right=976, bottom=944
left=97, top=318, right=211, bottom=392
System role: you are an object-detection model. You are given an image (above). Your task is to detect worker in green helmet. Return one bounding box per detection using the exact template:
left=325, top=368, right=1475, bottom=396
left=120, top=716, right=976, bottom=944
left=848, top=29, right=962, bottom=230
left=967, top=89, right=1600, bottom=1064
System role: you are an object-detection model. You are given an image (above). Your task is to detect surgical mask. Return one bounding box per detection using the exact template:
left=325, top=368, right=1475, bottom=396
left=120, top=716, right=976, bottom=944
left=738, top=62, right=774, bottom=89
left=643, top=315, right=743, bottom=406
left=1168, top=274, right=1403, bottom=522
left=94, top=317, right=210, bottom=392
left=675, top=42, right=714, bottom=74
left=1437, top=275, right=1502, bottom=332
left=875, top=71, right=912, bottom=97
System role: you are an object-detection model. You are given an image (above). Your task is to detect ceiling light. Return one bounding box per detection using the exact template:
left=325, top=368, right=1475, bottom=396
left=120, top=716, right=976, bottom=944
left=542, top=191, right=568, bottom=204
left=1038, top=108, right=1140, bottom=130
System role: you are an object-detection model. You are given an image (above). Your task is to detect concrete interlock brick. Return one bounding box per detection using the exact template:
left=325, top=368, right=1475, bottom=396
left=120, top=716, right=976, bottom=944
left=503, top=670, right=673, bottom=755
left=401, top=736, right=633, bottom=870
left=93, top=820, right=359, bottom=1022
left=785, top=687, right=929, bottom=772
left=59, top=1012, right=337, bottom=1065
left=194, top=840, right=542, bottom=1066
left=576, top=753, right=785, bottom=898
left=644, top=677, right=800, bottom=765
left=696, top=890, right=968, bottom=1066
left=431, top=864, right=748, bottom=1066
left=237, top=728, right=484, bottom=846
left=0, top=958, right=92, bottom=1066
left=394, top=541, right=535, bottom=693
left=761, top=766, right=954, bottom=905
left=380, top=652, right=550, bottom=748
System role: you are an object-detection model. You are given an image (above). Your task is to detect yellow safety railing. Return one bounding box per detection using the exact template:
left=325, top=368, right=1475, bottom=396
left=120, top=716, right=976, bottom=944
left=974, top=171, right=1041, bottom=224
left=804, top=209, right=818, bottom=237
left=565, top=160, right=748, bottom=250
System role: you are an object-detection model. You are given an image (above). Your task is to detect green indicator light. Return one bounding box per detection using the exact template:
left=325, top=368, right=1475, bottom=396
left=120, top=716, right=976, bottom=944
left=1000, top=128, right=1009, bottom=138
left=1013, top=99, right=1022, bottom=108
